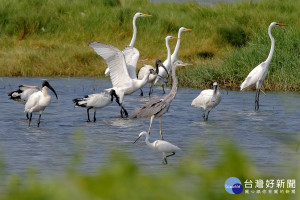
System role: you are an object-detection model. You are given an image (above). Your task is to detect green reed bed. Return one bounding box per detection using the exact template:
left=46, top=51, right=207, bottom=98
left=0, top=0, right=299, bottom=91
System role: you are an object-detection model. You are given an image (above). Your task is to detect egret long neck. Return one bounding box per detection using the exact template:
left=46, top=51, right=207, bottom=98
left=129, top=16, right=137, bottom=47
left=171, top=30, right=182, bottom=61
left=166, top=38, right=172, bottom=71
left=266, top=25, right=275, bottom=64
left=145, top=133, right=155, bottom=150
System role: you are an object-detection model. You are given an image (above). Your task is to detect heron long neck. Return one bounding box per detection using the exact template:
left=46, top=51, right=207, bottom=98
left=169, top=65, right=178, bottom=100
left=166, top=39, right=172, bottom=71
left=171, top=30, right=182, bottom=62
left=266, top=25, right=275, bottom=64
left=129, top=16, right=138, bottom=47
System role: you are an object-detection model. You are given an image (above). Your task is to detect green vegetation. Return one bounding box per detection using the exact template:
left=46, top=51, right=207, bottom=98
left=1, top=142, right=298, bottom=200
left=0, top=0, right=299, bottom=91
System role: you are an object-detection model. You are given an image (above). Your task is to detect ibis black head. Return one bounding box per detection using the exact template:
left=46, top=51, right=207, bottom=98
left=42, top=81, right=58, bottom=99
left=109, top=89, right=118, bottom=102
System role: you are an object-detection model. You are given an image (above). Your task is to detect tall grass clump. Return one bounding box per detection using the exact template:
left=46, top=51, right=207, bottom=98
left=0, top=141, right=298, bottom=200
left=0, top=0, right=299, bottom=91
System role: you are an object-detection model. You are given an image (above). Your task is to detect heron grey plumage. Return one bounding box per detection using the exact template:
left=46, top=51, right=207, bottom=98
left=130, top=60, right=192, bottom=140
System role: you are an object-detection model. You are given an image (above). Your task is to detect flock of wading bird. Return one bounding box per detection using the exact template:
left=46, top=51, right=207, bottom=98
left=8, top=12, right=287, bottom=164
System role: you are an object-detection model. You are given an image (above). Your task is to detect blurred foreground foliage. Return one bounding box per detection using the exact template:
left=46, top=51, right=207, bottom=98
left=1, top=142, right=298, bottom=200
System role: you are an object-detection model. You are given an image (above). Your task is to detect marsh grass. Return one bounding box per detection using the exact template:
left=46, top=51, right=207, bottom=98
left=0, top=0, right=299, bottom=91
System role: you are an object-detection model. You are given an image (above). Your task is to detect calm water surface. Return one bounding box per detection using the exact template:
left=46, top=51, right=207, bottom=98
left=0, top=77, right=299, bottom=177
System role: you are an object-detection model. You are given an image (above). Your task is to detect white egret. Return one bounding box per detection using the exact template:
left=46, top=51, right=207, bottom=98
left=240, top=22, right=287, bottom=110
left=138, top=59, right=168, bottom=96
left=25, top=81, right=58, bottom=127
left=8, top=85, right=40, bottom=119
left=130, top=59, right=192, bottom=140
left=104, top=12, right=152, bottom=76
left=73, top=89, right=120, bottom=122
left=191, top=82, right=222, bottom=121
left=89, top=42, right=166, bottom=118
left=155, top=27, right=192, bottom=93
left=133, top=131, right=180, bottom=164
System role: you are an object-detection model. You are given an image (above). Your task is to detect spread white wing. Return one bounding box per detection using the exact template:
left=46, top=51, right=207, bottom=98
left=123, top=46, right=140, bottom=79
left=89, top=42, right=132, bottom=88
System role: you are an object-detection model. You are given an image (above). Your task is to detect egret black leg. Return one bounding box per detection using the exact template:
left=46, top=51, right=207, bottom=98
left=255, top=89, right=260, bottom=111
left=93, top=109, right=96, bottom=122
left=205, top=111, right=210, bottom=121
left=120, top=105, right=128, bottom=118
left=37, top=114, right=42, bottom=127
left=87, top=107, right=91, bottom=122
left=140, top=88, right=143, bottom=96
left=28, top=113, right=32, bottom=127
left=202, top=112, right=206, bottom=120
left=162, top=84, right=165, bottom=94
left=162, top=157, right=168, bottom=165
left=26, top=113, right=29, bottom=119
left=166, top=152, right=175, bottom=158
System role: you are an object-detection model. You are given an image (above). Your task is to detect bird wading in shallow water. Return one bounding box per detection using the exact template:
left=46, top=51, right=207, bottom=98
left=240, top=22, right=287, bottom=110
left=73, top=89, right=121, bottom=122
left=138, top=59, right=168, bottom=96
left=24, top=81, right=58, bottom=127
left=191, top=82, right=221, bottom=121
left=8, top=85, right=40, bottom=119
left=89, top=42, right=166, bottom=118
left=130, top=56, right=192, bottom=140
left=133, top=131, right=180, bottom=164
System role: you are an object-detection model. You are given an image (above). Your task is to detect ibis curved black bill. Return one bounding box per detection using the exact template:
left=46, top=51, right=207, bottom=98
left=133, top=135, right=142, bottom=144
left=159, top=63, right=169, bottom=78
left=48, top=84, right=58, bottom=99
left=157, top=74, right=168, bottom=83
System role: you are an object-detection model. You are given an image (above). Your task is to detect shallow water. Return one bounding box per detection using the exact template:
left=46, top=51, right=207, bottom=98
left=0, top=77, right=299, bottom=177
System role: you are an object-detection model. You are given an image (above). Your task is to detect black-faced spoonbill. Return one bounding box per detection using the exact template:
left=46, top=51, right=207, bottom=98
left=133, top=131, right=180, bottom=164
left=24, top=81, right=58, bottom=127
left=240, top=22, right=287, bottom=110
left=191, top=82, right=221, bottom=121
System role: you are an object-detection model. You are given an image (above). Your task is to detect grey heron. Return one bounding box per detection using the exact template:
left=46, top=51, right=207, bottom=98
left=130, top=60, right=192, bottom=140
